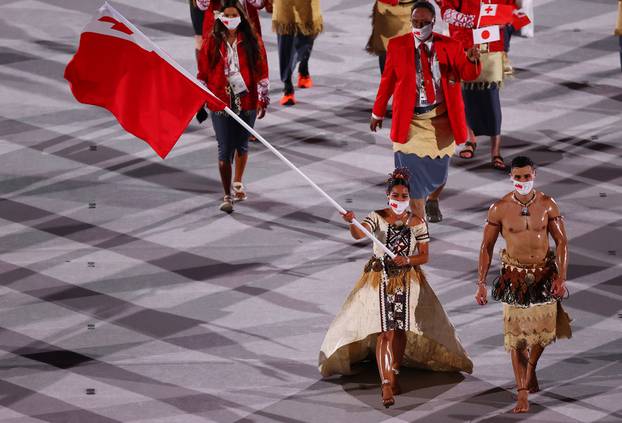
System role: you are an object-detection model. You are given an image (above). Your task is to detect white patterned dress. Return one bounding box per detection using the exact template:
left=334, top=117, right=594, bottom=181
left=318, top=211, right=473, bottom=377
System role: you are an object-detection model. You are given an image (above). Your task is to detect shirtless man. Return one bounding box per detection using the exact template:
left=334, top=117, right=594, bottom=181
left=475, top=156, right=572, bottom=413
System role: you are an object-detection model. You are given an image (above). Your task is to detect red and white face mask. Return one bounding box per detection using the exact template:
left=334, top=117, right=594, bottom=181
left=512, top=178, right=534, bottom=196
left=412, top=23, right=433, bottom=41
left=219, top=15, right=241, bottom=30
left=388, top=198, right=410, bottom=215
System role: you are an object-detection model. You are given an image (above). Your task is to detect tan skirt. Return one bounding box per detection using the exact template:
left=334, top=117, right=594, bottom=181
left=503, top=301, right=572, bottom=351
left=366, top=1, right=414, bottom=55
left=318, top=267, right=473, bottom=377
left=394, top=103, right=455, bottom=158
left=463, top=51, right=505, bottom=88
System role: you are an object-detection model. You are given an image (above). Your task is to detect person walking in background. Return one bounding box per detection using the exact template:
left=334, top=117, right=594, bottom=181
left=267, top=0, right=323, bottom=106
left=441, top=0, right=517, bottom=171
left=370, top=1, right=481, bottom=222
left=367, top=0, right=417, bottom=74
left=198, top=0, right=270, bottom=213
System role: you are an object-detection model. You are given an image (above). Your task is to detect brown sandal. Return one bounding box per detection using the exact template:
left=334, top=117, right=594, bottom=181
left=491, top=155, right=507, bottom=171
left=459, top=141, right=477, bottom=159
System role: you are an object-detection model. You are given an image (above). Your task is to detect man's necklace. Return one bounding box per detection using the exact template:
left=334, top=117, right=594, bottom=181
left=512, top=191, right=537, bottom=217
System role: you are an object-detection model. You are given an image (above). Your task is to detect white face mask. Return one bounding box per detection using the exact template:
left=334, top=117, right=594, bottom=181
left=388, top=198, right=410, bottom=215
left=219, top=15, right=241, bottom=30
left=413, top=23, right=434, bottom=41
left=512, top=178, right=534, bottom=196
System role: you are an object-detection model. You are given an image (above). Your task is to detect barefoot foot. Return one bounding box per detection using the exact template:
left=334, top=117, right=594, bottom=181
left=513, top=389, right=529, bottom=413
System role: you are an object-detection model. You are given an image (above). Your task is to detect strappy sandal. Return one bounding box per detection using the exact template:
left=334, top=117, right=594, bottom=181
left=232, top=182, right=247, bottom=201
left=381, top=380, right=395, bottom=408
left=491, top=155, right=507, bottom=171
left=459, top=141, right=477, bottom=159
left=219, top=195, right=234, bottom=214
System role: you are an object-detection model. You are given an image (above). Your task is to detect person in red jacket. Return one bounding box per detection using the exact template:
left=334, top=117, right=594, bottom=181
left=198, top=0, right=270, bottom=213
left=441, top=0, right=517, bottom=171
left=370, top=1, right=480, bottom=222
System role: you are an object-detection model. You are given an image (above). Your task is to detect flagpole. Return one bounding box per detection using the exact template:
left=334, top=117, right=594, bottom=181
left=220, top=106, right=396, bottom=259
left=98, top=2, right=396, bottom=259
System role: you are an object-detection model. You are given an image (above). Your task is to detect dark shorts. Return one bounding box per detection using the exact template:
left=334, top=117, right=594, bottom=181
left=463, top=85, right=502, bottom=137
left=394, top=152, right=450, bottom=199
left=211, top=111, right=257, bottom=162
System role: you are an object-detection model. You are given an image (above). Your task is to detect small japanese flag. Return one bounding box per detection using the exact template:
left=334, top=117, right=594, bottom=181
left=473, top=25, right=501, bottom=44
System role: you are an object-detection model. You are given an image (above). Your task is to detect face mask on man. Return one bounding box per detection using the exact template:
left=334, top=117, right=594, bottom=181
left=219, top=15, right=241, bottom=30
left=388, top=198, right=410, bottom=215
left=413, top=23, right=434, bottom=41
left=512, top=178, right=534, bottom=196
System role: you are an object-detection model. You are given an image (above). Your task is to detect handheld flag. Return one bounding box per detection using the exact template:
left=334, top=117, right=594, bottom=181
left=64, top=3, right=226, bottom=159
left=478, top=3, right=515, bottom=27
left=473, top=25, right=501, bottom=44
left=512, top=11, right=532, bottom=31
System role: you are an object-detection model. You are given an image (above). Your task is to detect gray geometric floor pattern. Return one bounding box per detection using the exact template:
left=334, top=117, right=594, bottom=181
left=1, top=0, right=621, bottom=422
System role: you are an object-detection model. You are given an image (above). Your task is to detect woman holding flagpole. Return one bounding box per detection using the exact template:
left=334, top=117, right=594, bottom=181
left=319, top=168, right=473, bottom=409
left=198, top=0, right=270, bottom=213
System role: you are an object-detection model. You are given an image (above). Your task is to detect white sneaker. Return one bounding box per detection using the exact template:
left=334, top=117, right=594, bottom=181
left=219, top=195, right=234, bottom=213
left=232, top=182, right=247, bottom=201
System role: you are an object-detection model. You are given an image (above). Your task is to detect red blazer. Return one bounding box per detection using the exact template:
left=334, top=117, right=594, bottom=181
left=372, top=32, right=481, bottom=144
left=442, top=0, right=516, bottom=51
left=197, top=32, right=269, bottom=110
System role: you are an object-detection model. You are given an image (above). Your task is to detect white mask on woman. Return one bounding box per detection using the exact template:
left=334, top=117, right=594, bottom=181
left=512, top=178, right=534, bottom=196
left=388, top=198, right=410, bottom=215
left=219, top=15, right=241, bottom=30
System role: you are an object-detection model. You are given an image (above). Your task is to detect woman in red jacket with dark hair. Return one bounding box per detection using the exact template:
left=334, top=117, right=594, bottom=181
left=198, top=0, right=269, bottom=214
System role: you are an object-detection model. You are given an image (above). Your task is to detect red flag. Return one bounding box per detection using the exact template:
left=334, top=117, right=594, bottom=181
left=512, top=12, right=532, bottom=31
left=478, top=4, right=515, bottom=27
left=64, top=3, right=226, bottom=159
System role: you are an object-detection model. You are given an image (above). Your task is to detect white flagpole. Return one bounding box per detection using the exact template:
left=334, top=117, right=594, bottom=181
left=97, top=3, right=396, bottom=259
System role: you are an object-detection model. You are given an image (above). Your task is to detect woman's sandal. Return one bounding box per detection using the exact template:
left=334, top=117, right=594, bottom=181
left=491, top=155, right=507, bottom=171
left=381, top=380, right=395, bottom=408
left=459, top=141, right=477, bottom=159
left=232, top=182, right=247, bottom=202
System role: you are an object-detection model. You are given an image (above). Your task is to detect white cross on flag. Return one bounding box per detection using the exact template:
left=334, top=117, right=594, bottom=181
left=472, top=25, right=501, bottom=44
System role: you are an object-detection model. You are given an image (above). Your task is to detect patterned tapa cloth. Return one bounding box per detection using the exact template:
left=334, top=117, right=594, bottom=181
left=366, top=0, right=415, bottom=55
left=494, top=249, right=572, bottom=351
left=272, top=0, right=323, bottom=36
left=318, top=211, right=473, bottom=377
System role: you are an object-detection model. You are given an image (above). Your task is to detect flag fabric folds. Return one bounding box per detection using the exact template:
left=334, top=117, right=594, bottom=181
left=478, top=3, right=515, bottom=27
left=512, top=12, right=532, bottom=31
left=64, top=3, right=226, bottom=159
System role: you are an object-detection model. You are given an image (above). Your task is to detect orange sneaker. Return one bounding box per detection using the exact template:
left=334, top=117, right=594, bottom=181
left=279, top=93, right=296, bottom=106
left=297, top=74, right=313, bottom=89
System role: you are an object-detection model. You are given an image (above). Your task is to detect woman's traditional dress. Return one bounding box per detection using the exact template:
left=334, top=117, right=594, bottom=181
left=319, top=211, right=473, bottom=377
